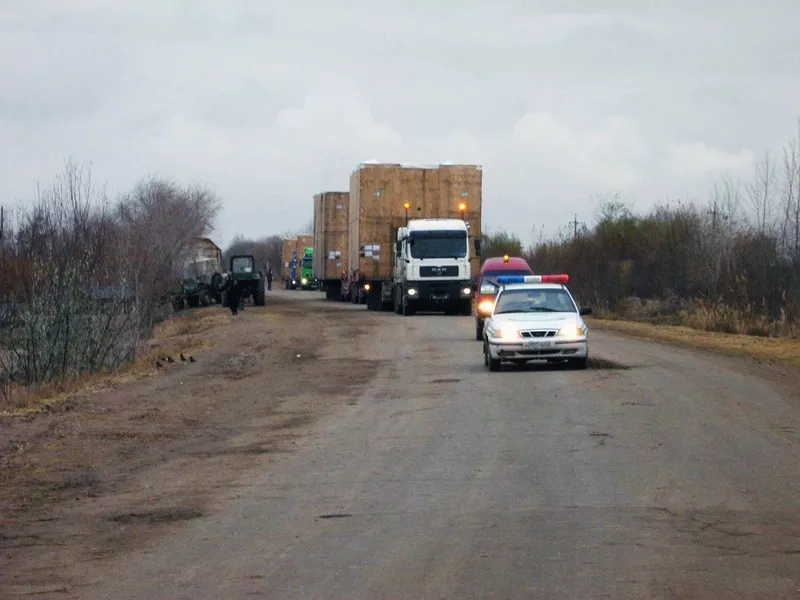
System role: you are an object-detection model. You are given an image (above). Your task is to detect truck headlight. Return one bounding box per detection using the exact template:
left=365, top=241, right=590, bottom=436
left=407, top=288, right=417, bottom=296
left=461, top=287, right=471, bottom=296
left=363, top=284, right=370, bottom=291
left=301, top=278, right=308, bottom=285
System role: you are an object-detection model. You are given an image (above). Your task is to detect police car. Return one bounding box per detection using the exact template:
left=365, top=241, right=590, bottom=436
left=482, top=274, right=592, bottom=371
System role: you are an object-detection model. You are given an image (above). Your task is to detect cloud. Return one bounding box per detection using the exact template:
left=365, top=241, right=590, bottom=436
left=2, top=1, right=799, bottom=249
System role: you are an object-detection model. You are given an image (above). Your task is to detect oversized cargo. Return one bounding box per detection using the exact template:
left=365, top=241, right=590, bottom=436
left=281, top=238, right=297, bottom=280
left=346, top=162, right=483, bottom=311
left=281, top=235, right=315, bottom=290
left=313, top=191, right=349, bottom=300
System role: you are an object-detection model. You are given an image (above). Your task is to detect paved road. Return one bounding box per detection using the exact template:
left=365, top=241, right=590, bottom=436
left=82, top=293, right=800, bottom=599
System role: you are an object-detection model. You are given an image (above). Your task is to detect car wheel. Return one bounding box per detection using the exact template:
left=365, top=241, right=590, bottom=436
left=485, top=340, right=500, bottom=372
left=569, top=356, right=588, bottom=370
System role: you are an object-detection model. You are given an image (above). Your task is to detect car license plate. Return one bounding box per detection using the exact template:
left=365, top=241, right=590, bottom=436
left=522, top=339, right=554, bottom=350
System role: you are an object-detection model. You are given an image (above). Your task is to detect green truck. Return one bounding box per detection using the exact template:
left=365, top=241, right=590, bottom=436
left=298, top=247, right=318, bottom=290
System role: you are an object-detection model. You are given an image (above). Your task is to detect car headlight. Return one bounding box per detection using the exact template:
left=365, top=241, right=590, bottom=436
left=479, top=284, right=496, bottom=294
left=407, top=288, right=417, bottom=296
left=477, top=299, right=494, bottom=315
left=492, top=326, right=518, bottom=339
left=557, top=324, right=588, bottom=337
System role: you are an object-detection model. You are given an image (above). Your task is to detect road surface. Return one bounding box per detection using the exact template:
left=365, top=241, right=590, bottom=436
left=9, top=291, right=800, bottom=598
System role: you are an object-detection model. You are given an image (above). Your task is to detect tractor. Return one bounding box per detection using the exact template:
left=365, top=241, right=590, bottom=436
left=224, top=254, right=266, bottom=307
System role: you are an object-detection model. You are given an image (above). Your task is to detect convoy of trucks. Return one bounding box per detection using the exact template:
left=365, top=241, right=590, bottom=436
left=182, top=162, right=484, bottom=318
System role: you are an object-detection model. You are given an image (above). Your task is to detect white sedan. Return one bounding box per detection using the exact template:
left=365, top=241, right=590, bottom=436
left=482, top=275, right=592, bottom=371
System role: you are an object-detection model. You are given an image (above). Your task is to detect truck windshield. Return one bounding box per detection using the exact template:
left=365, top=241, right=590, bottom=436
left=302, top=258, right=312, bottom=268
left=409, top=237, right=467, bottom=259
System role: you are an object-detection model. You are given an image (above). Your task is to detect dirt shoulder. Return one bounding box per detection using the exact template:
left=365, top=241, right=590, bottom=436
left=0, top=293, right=381, bottom=597
left=586, top=316, right=800, bottom=367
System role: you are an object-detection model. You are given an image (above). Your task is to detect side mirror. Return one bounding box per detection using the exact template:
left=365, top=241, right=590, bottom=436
left=395, top=240, right=401, bottom=254
left=473, top=238, right=482, bottom=257
left=579, top=307, right=592, bottom=316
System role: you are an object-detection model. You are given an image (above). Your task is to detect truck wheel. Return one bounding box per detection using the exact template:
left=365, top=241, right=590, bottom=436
left=401, top=294, right=416, bottom=316
left=187, top=295, right=199, bottom=308
left=200, top=290, right=211, bottom=307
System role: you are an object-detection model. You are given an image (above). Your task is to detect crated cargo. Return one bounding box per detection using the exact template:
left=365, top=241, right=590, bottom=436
left=345, top=162, right=483, bottom=312
left=313, top=191, right=349, bottom=300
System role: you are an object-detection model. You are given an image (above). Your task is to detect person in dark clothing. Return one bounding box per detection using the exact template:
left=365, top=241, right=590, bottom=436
left=266, top=267, right=273, bottom=291
left=226, top=277, right=241, bottom=315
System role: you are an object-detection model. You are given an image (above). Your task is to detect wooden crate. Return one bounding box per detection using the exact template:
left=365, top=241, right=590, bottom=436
left=280, top=238, right=297, bottom=278
left=348, top=163, right=483, bottom=281
left=313, top=191, right=349, bottom=281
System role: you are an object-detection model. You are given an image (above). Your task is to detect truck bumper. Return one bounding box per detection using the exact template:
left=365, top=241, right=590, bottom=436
left=404, top=280, right=472, bottom=306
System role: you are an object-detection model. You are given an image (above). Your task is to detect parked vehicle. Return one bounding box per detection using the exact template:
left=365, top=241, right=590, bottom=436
left=472, top=255, right=533, bottom=340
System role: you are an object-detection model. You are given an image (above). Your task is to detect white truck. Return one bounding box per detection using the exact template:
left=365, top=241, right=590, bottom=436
left=389, top=218, right=476, bottom=316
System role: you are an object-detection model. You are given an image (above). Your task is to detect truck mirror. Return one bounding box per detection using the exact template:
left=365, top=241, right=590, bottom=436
left=473, top=238, right=482, bottom=256
left=395, top=240, right=401, bottom=254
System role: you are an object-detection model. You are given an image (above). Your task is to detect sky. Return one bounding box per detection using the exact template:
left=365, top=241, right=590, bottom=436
left=2, top=0, right=799, bottom=249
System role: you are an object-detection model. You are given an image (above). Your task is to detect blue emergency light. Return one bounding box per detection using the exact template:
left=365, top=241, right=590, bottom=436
left=495, top=274, right=570, bottom=285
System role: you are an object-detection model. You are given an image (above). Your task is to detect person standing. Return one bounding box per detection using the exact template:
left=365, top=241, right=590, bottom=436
left=266, top=266, right=273, bottom=291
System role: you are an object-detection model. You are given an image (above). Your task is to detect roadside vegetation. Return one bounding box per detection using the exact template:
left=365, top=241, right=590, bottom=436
left=481, top=119, right=800, bottom=355
left=0, top=159, right=221, bottom=410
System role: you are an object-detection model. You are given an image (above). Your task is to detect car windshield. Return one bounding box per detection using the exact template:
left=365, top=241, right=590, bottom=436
left=481, top=269, right=532, bottom=287
left=494, top=288, right=577, bottom=314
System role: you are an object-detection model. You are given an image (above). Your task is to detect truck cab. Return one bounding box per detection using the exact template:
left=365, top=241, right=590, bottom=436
left=391, top=218, right=475, bottom=316
left=299, top=247, right=317, bottom=290
left=473, top=255, right=533, bottom=340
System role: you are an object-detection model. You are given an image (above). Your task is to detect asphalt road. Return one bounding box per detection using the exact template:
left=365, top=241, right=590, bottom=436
left=80, top=292, right=800, bottom=599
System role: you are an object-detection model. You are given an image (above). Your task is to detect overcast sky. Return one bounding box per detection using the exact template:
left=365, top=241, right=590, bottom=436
left=2, top=0, right=799, bottom=248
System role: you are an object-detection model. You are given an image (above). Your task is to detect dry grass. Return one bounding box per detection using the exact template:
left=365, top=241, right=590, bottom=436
left=586, top=316, right=800, bottom=366
left=0, top=308, right=227, bottom=416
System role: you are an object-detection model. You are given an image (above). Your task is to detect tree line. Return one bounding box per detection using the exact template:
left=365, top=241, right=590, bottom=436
left=0, top=160, right=220, bottom=404
left=481, top=119, right=800, bottom=336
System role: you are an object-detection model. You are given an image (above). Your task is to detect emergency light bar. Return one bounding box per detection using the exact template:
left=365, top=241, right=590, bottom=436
left=495, top=274, right=570, bottom=285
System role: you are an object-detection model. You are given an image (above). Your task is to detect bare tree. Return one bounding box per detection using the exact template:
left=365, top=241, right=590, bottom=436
left=779, top=120, right=800, bottom=259
left=745, top=150, right=776, bottom=234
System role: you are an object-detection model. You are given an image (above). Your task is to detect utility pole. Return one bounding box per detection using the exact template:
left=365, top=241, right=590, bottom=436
left=707, top=201, right=727, bottom=231
left=571, top=213, right=579, bottom=239
left=708, top=201, right=719, bottom=229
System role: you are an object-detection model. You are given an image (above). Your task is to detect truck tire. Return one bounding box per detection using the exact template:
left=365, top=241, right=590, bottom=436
left=187, top=295, right=199, bottom=308
left=255, top=279, right=266, bottom=306
left=200, top=290, right=211, bottom=307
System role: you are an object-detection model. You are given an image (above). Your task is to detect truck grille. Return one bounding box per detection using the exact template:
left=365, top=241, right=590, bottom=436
left=420, top=265, right=458, bottom=277
left=519, top=330, right=557, bottom=338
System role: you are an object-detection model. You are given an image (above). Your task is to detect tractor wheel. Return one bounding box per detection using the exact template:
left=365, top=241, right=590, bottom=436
left=255, top=278, right=266, bottom=306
